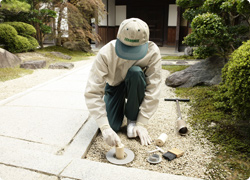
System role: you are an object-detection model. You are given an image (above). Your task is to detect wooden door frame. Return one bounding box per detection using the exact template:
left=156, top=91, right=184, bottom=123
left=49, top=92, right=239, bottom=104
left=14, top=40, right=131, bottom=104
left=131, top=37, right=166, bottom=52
left=163, top=3, right=169, bottom=46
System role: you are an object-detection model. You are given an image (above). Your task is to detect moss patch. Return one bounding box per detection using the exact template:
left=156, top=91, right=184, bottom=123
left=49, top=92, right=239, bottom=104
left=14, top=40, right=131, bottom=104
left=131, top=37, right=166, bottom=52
left=0, top=67, right=33, bottom=82
left=162, top=55, right=197, bottom=60
left=36, top=46, right=93, bottom=62
left=162, top=65, right=189, bottom=74
left=175, top=86, right=250, bottom=179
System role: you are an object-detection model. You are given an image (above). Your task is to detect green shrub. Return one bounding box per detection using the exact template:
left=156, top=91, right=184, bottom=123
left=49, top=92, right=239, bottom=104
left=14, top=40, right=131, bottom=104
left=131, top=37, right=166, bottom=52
left=8, top=35, right=31, bottom=53
left=0, top=23, right=18, bottom=44
left=5, top=22, right=36, bottom=36
left=176, top=0, right=203, bottom=8
left=214, top=40, right=250, bottom=120
left=0, top=22, right=38, bottom=52
left=193, top=46, right=216, bottom=59
left=183, top=13, right=232, bottom=59
left=24, top=35, right=39, bottom=50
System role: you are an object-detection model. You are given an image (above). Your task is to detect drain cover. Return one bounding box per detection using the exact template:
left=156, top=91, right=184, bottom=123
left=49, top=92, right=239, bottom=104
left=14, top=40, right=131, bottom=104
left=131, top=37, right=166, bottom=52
left=106, top=148, right=135, bottom=165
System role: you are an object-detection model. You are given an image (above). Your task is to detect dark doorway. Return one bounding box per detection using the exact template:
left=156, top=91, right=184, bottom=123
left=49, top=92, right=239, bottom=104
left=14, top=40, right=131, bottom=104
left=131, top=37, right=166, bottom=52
left=127, top=6, right=164, bottom=46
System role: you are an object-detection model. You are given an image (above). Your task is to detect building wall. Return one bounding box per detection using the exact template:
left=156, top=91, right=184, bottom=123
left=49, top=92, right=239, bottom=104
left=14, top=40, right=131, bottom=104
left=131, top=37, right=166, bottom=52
left=116, top=5, right=126, bottom=26
left=97, top=0, right=188, bottom=48
left=168, top=4, right=177, bottom=26
left=98, top=0, right=123, bottom=46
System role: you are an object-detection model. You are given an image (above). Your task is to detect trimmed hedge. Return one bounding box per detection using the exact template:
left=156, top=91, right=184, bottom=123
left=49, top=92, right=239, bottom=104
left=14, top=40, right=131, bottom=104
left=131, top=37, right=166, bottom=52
left=0, top=22, right=38, bottom=53
left=183, top=13, right=231, bottom=59
left=24, top=35, right=39, bottom=48
left=9, top=35, right=31, bottom=53
left=5, top=22, right=36, bottom=36
left=214, top=40, right=250, bottom=120
left=0, top=24, right=18, bottom=43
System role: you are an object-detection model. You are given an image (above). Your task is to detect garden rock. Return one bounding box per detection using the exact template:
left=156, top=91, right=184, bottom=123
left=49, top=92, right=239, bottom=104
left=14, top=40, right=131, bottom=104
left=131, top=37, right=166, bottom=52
left=20, top=60, right=46, bottom=69
left=49, top=62, right=74, bottom=69
left=184, top=47, right=193, bottom=56
left=50, top=51, right=72, bottom=60
left=165, top=56, right=225, bottom=87
left=176, top=60, right=188, bottom=65
left=63, top=41, right=92, bottom=52
left=0, top=48, right=21, bottom=68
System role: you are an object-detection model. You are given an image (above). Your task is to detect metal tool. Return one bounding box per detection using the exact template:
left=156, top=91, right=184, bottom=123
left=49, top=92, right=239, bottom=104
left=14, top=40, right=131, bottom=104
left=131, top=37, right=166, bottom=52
left=164, top=98, right=190, bottom=135
left=148, top=146, right=165, bottom=154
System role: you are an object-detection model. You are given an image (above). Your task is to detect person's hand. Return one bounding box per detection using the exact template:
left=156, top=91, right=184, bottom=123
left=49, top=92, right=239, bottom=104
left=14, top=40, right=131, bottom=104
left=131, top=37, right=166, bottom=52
left=102, top=128, right=121, bottom=146
left=133, top=125, right=152, bottom=146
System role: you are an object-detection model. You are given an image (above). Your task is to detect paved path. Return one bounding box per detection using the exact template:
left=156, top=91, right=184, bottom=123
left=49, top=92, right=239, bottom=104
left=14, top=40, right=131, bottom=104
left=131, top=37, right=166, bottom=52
left=162, top=60, right=200, bottom=66
left=0, top=55, right=201, bottom=179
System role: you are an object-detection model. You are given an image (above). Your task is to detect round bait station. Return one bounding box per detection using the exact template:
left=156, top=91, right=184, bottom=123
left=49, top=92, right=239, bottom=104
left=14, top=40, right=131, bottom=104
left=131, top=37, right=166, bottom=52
left=106, top=144, right=135, bottom=165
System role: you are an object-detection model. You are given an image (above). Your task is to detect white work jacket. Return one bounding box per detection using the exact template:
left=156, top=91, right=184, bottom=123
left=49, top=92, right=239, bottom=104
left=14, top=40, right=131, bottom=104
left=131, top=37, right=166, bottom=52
left=84, top=40, right=162, bottom=129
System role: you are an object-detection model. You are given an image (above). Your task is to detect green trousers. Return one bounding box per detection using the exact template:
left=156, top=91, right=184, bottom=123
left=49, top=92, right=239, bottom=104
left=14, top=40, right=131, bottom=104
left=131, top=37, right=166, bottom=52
left=104, top=66, right=146, bottom=132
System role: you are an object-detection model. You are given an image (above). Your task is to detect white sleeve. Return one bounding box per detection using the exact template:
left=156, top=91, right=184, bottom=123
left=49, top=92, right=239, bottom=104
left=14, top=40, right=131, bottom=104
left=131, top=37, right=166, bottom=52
left=84, top=53, right=110, bottom=129
left=136, top=47, right=162, bottom=125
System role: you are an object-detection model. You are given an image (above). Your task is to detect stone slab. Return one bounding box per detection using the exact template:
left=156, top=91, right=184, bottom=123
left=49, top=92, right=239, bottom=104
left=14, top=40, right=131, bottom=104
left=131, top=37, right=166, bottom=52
left=0, top=136, right=59, bottom=155
left=162, top=60, right=199, bottom=66
left=50, top=52, right=72, bottom=60
left=5, top=91, right=88, bottom=110
left=61, top=74, right=89, bottom=81
left=38, top=80, right=87, bottom=92
left=0, top=164, right=58, bottom=180
left=0, top=106, right=88, bottom=146
left=60, top=64, right=92, bottom=81
left=20, top=60, right=46, bottom=69
left=73, top=64, right=92, bottom=75
left=61, top=159, right=202, bottom=180
left=0, top=65, right=91, bottom=106
left=49, top=62, right=74, bottom=69
left=63, top=117, right=98, bottom=158
left=0, top=147, right=72, bottom=176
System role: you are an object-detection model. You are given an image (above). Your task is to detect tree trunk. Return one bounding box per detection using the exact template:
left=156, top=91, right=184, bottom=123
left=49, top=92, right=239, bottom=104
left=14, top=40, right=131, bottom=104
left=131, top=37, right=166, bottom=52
left=34, top=23, right=43, bottom=48
left=52, top=4, right=56, bottom=45
left=40, top=28, right=44, bottom=48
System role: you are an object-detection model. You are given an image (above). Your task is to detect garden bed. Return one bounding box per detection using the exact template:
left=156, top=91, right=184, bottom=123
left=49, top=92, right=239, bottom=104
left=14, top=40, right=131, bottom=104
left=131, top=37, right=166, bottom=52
left=86, top=69, right=215, bottom=179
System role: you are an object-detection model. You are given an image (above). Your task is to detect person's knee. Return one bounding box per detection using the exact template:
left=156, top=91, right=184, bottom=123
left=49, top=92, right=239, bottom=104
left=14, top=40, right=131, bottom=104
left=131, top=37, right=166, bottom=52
left=110, top=123, right=120, bottom=132
left=127, top=66, right=143, bottom=79
left=128, top=66, right=142, bottom=73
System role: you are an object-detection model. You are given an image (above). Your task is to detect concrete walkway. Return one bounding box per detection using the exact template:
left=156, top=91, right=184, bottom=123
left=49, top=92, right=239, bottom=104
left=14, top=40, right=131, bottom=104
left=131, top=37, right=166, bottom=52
left=0, top=54, right=201, bottom=179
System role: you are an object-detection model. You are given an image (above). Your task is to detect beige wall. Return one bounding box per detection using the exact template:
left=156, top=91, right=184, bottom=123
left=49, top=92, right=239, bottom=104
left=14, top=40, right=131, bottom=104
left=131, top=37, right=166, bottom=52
left=168, top=4, right=177, bottom=26
left=116, top=5, right=126, bottom=26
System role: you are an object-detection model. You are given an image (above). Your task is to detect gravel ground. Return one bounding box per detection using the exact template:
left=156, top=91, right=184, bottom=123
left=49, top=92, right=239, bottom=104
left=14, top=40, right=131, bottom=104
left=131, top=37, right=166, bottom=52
left=86, top=69, right=215, bottom=179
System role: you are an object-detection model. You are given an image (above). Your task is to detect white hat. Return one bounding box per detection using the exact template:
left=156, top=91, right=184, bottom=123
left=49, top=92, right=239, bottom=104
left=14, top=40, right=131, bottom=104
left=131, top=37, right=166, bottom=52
left=115, top=18, right=149, bottom=60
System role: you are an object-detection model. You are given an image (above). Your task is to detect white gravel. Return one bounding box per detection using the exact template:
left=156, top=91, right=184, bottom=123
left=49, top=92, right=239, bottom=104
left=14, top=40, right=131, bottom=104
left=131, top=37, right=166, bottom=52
left=86, top=69, right=215, bottom=179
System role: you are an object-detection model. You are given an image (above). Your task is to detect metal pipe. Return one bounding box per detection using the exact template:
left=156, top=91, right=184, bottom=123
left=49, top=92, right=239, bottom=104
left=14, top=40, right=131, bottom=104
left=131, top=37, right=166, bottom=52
left=176, top=100, right=182, bottom=120
left=164, top=98, right=190, bottom=135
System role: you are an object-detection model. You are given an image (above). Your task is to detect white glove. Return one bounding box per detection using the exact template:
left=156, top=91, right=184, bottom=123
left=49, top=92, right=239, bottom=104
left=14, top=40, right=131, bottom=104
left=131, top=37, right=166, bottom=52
left=102, top=128, right=121, bottom=146
left=133, top=125, right=152, bottom=146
